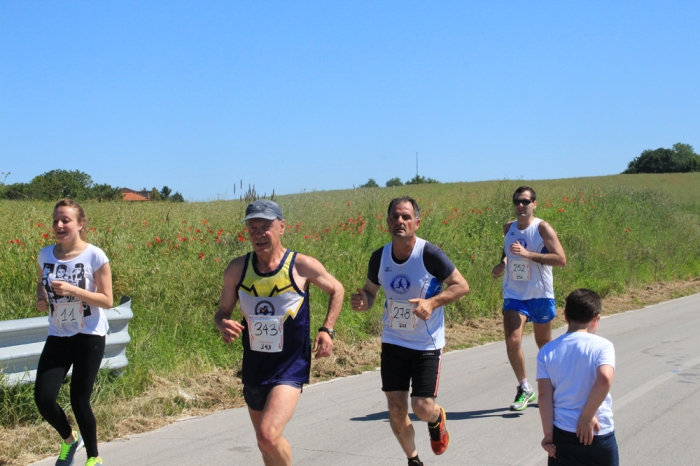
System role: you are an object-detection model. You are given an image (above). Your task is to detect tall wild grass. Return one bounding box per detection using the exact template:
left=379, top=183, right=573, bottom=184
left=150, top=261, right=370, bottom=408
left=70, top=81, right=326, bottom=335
left=1, top=176, right=699, bottom=448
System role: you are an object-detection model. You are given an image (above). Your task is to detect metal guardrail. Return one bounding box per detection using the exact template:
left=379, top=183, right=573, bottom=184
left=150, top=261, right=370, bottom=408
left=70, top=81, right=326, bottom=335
left=0, top=295, right=133, bottom=386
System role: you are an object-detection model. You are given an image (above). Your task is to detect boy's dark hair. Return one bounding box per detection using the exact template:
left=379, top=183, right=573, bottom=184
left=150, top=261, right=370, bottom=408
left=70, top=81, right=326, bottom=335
left=513, top=186, right=537, bottom=202
left=564, top=289, right=602, bottom=323
left=387, top=196, right=421, bottom=218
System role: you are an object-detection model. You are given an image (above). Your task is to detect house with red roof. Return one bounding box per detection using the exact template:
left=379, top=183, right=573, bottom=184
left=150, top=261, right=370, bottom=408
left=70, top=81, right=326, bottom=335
left=121, top=188, right=151, bottom=201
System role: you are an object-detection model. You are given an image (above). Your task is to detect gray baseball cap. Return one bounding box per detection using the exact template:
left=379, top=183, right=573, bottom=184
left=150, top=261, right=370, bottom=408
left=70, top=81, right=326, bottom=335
left=242, top=200, right=283, bottom=222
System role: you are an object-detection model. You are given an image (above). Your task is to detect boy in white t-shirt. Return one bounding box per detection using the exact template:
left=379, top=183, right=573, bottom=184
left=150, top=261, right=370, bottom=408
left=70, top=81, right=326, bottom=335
left=536, top=289, right=619, bottom=465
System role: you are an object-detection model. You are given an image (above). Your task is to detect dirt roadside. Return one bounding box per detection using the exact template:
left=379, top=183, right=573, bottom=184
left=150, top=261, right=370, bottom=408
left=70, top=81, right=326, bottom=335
left=3, top=278, right=699, bottom=466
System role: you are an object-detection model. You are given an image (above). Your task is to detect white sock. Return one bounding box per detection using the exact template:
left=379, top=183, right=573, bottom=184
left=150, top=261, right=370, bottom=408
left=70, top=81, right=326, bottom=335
left=519, top=379, right=530, bottom=391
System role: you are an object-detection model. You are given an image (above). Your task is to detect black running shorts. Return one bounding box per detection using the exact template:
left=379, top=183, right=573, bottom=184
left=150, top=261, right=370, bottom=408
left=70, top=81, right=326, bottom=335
left=380, top=342, right=442, bottom=398
left=243, top=381, right=303, bottom=411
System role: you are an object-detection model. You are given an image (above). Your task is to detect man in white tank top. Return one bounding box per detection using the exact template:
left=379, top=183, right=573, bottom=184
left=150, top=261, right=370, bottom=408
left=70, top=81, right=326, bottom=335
left=352, top=197, right=470, bottom=466
left=491, top=186, right=567, bottom=412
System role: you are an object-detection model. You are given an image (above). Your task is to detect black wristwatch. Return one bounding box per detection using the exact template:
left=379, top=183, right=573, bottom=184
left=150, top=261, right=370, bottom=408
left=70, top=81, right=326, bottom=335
left=318, top=326, right=335, bottom=339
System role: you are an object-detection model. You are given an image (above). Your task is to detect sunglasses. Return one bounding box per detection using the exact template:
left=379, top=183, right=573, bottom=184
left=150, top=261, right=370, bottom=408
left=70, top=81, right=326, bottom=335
left=513, top=199, right=534, bottom=206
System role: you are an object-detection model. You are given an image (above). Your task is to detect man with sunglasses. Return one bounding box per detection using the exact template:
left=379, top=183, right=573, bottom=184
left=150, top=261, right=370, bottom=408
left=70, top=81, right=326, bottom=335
left=492, top=186, right=566, bottom=412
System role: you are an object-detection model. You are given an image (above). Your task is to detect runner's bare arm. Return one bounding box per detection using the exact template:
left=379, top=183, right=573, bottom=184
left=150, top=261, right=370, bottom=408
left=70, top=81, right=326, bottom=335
left=410, top=268, right=470, bottom=320
left=351, top=279, right=380, bottom=312
left=294, top=254, right=344, bottom=358
left=51, top=263, right=114, bottom=309
left=510, top=221, right=566, bottom=267
left=537, top=378, right=557, bottom=458
left=214, top=256, right=246, bottom=344
left=492, top=221, right=514, bottom=279
left=576, top=364, right=614, bottom=445
left=36, top=265, right=49, bottom=312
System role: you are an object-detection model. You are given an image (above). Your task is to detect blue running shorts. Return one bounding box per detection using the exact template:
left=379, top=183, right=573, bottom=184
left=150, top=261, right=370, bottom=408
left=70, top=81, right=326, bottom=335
left=503, top=298, right=556, bottom=324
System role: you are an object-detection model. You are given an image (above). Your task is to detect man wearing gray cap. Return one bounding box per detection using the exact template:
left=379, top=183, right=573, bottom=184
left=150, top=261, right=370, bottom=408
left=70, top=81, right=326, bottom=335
left=214, top=200, right=344, bottom=466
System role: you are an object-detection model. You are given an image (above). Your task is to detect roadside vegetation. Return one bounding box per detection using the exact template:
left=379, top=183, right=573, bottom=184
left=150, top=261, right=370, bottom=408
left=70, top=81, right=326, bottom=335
left=1, top=172, right=700, bottom=465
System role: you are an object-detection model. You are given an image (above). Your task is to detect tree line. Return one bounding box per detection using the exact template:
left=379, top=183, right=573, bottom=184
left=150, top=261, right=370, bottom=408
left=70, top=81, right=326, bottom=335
left=0, top=170, right=184, bottom=202
left=359, top=174, right=440, bottom=188
left=623, top=143, right=699, bottom=174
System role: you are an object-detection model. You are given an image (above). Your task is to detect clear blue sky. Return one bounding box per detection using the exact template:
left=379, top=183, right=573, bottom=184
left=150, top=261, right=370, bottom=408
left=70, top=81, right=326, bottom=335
left=2, top=1, right=698, bottom=200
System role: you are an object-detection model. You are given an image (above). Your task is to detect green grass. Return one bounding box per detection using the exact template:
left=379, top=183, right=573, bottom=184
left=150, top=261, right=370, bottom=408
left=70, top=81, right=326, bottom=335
left=1, top=173, right=700, bottom=438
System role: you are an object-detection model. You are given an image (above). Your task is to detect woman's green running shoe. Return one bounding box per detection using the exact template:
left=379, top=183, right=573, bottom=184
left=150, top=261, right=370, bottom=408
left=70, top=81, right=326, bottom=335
left=55, top=431, right=84, bottom=466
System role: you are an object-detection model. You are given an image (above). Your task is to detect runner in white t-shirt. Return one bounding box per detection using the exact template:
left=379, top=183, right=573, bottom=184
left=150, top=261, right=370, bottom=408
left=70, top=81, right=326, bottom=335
left=34, top=199, right=113, bottom=466
left=536, top=289, right=619, bottom=465
left=491, top=186, right=567, bottom=411
left=352, top=196, right=470, bottom=466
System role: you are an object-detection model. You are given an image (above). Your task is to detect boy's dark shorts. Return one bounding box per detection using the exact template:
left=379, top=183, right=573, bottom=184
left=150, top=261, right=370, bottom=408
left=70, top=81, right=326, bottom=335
left=243, top=381, right=303, bottom=411
left=380, top=342, right=442, bottom=398
left=549, top=426, right=619, bottom=466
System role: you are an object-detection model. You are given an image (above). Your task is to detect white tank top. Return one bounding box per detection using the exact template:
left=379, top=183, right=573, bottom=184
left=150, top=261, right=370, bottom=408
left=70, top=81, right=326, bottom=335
left=503, top=218, right=554, bottom=300
left=378, top=237, right=445, bottom=350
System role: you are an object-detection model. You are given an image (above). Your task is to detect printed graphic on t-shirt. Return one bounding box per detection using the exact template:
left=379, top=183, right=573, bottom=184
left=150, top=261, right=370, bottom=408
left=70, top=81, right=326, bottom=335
left=390, top=274, right=411, bottom=294
left=42, top=262, right=91, bottom=317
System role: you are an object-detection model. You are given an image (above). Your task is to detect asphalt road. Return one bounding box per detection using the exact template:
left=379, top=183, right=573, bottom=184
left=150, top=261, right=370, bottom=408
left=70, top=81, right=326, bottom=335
left=32, top=293, right=700, bottom=465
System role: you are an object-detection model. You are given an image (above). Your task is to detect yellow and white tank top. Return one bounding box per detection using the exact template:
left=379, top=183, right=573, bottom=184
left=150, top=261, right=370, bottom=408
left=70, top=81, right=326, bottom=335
left=237, top=250, right=311, bottom=386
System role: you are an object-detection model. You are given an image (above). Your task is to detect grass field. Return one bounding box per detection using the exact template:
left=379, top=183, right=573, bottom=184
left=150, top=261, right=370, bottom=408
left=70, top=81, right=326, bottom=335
left=1, top=172, right=700, bottom=464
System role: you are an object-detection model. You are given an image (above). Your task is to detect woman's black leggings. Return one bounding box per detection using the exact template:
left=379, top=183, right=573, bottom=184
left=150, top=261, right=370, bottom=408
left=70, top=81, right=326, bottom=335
left=34, top=333, right=105, bottom=458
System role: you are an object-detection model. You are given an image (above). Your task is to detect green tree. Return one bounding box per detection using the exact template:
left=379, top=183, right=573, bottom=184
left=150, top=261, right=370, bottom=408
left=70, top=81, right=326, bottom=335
left=91, top=183, right=123, bottom=201
left=0, top=170, right=123, bottom=201
left=150, top=187, right=163, bottom=201
left=160, top=186, right=172, bottom=200
left=1, top=182, right=29, bottom=200
left=385, top=177, right=403, bottom=187
left=405, top=174, right=440, bottom=185
left=624, top=143, right=700, bottom=174
left=0, top=172, right=11, bottom=199
left=170, top=191, right=185, bottom=202
left=29, top=169, right=94, bottom=200
left=359, top=178, right=379, bottom=188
